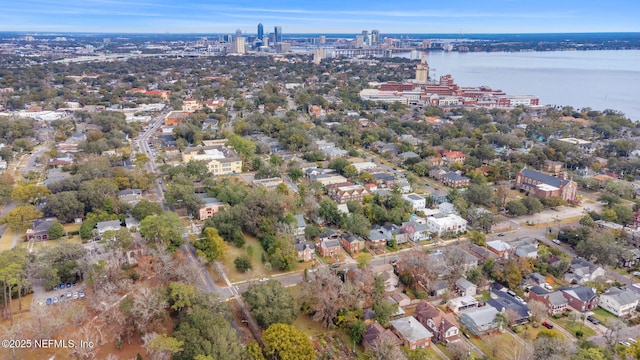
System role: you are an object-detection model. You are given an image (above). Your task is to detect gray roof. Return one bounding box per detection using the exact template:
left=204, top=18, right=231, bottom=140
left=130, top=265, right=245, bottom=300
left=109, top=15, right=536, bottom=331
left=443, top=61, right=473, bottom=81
left=442, top=172, right=470, bottom=182
left=398, top=151, right=420, bottom=159
left=456, top=278, right=475, bottom=290
left=390, top=316, right=433, bottom=343
left=520, top=168, right=571, bottom=188
left=322, top=239, right=341, bottom=248
left=460, top=306, right=498, bottom=326
left=96, top=220, right=121, bottom=230
left=548, top=291, right=568, bottom=306
left=560, top=286, right=598, bottom=302
left=294, top=214, right=306, bottom=228
left=601, top=287, right=639, bottom=306
left=488, top=290, right=530, bottom=319
left=529, top=286, right=549, bottom=296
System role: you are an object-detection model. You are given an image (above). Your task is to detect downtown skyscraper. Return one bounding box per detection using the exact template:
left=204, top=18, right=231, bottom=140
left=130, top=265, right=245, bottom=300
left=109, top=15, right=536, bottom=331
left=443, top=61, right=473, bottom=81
left=257, top=23, right=264, bottom=39
left=274, top=26, right=282, bottom=44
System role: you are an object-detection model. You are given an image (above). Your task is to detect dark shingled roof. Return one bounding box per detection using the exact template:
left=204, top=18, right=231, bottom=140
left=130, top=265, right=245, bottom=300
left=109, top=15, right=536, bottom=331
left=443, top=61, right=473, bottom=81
left=520, top=168, right=570, bottom=188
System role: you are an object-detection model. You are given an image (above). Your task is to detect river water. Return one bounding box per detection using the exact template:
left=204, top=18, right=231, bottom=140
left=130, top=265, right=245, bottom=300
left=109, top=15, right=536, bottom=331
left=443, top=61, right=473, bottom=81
left=404, top=50, right=640, bottom=121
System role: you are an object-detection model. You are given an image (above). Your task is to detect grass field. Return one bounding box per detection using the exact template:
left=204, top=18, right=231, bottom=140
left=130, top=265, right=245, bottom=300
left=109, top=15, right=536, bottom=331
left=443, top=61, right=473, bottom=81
left=555, top=317, right=597, bottom=338
left=0, top=228, right=20, bottom=251
left=592, top=308, right=618, bottom=324
left=469, top=332, right=523, bottom=360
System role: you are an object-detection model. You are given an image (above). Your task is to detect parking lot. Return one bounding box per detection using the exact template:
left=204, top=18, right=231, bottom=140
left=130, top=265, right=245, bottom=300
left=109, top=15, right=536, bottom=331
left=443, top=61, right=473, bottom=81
left=35, top=281, right=87, bottom=307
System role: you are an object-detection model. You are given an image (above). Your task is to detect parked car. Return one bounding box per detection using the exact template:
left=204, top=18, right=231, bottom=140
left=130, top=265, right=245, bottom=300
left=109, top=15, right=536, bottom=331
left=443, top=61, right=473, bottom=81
left=73, top=292, right=78, bottom=300
left=46, top=298, right=52, bottom=305
left=552, top=239, right=561, bottom=245
left=628, top=338, right=637, bottom=344
left=66, top=283, right=71, bottom=288
left=498, top=233, right=505, bottom=237
left=331, top=263, right=340, bottom=269
left=587, top=316, right=600, bottom=325
left=52, top=297, right=58, bottom=305
left=79, top=290, right=85, bottom=299
left=66, top=290, right=72, bottom=298
left=633, top=271, right=640, bottom=277
left=619, top=341, right=631, bottom=347
left=53, top=285, right=58, bottom=291
left=542, top=321, right=554, bottom=329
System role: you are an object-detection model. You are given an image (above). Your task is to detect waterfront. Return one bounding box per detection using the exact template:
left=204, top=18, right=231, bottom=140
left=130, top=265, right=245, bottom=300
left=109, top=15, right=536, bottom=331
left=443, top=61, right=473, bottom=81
left=405, top=50, right=640, bottom=120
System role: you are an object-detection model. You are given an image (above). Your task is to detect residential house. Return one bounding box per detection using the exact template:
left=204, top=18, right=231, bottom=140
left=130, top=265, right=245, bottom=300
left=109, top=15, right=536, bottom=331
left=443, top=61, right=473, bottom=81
left=390, top=293, right=412, bottom=308
left=372, top=264, right=399, bottom=292
left=528, top=286, right=568, bottom=315
left=125, top=217, right=140, bottom=231
left=25, top=218, right=56, bottom=241
left=486, top=240, right=513, bottom=259
left=564, top=258, right=606, bottom=284
left=293, top=214, right=307, bottom=236
left=372, top=172, right=397, bottom=188
left=448, top=296, right=479, bottom=313
left=362, top=322, right=402, bottom=351
left=560, top=286, right=599, bottom=312
left=441, top=172, right=470, bottom=188
left=456, top=278, right=477, bottom=297
left=198, top=197, right=226, bottom=220
left=398, top=151, right=420, bottom=161
left=437, top=202, right=458, bottom=216
left=366, top=228, right=388, bottom=250
left=318, top=229, right=339, bottom=243
left=426, top=214, right=467, bottom=237
left=294, top=237, right=315, bottom=262
left=544, top=160, right=564, bottom=173
left=487, top=288, right=530, bottom=325
left=96, top=220, right=122, bottom=236
left=369, top=224, right=410, bottom=245
left=459, top=306, right=499, bottom=336
left=442, top=150, right=466, bottom=165
left=402, top=193, right=426, bottom=212
left=326, top=182, right=369, bottom=204
left=515, top=168, right=578, bottom=201
left=319, top=238, right=341, bottom=258
left=400, top=221, right=431, bottom=242
left=340, top=233, right=364, bottom=255
left=511, top=237, right=539, bottom=258
left=599, top=287, right=639, bottom=317
left=390, top=316, right=433, bottom=350
left=414, top=301, right=461, bottom=344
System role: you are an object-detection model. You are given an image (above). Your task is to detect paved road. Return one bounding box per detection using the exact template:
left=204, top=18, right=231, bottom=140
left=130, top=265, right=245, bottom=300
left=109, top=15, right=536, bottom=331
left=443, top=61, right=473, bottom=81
left=137, top=108, right=237, bottom=300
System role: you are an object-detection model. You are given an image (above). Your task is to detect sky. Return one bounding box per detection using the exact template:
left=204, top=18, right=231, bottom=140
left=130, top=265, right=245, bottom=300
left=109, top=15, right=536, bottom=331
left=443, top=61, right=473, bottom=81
left=1, top=0, right=639, bottom=34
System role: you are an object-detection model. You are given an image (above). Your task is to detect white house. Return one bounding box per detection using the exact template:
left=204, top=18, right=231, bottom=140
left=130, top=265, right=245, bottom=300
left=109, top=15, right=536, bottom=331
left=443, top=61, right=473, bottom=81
left=427, top=214, right=467, bottom=237
left=96, top=220, right=122, bottom=236
left=599, top=287, right=639, bottom=317
left=402, top=193, right=426, bottom=212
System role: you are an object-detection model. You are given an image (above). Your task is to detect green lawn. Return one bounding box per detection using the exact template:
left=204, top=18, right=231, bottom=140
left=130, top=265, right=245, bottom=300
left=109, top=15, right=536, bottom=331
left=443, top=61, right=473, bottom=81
left=591, top=308, right=618, bottom=324
left=555, top=317, right=597, bottom=338
left=219, top=233, right=269, bottom=282
left=469, top=333, right=523, bottom=360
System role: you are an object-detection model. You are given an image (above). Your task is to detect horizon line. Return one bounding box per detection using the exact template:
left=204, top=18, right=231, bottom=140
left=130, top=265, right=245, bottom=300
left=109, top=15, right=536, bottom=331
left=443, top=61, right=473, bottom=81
left=2, top=31, right=640, bottom=36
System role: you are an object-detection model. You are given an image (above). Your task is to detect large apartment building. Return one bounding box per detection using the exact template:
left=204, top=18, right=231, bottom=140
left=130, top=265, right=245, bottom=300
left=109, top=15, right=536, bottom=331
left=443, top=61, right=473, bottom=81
left=181, top=145, right=243, bottom=176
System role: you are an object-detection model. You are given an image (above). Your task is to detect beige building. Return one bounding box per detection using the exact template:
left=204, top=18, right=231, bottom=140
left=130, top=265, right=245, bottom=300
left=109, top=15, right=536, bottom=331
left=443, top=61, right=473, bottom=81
left=182, top=145, right=243, bottom=176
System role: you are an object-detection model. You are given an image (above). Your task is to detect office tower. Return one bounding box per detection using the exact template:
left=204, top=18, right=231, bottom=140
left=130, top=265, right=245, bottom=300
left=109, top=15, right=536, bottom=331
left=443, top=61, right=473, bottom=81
left=319, top=35, right=326, bottom=45
left=361, top=30, right=369, bottom=45
left=257, top=23, right=264, bottom=39
left=274, top=26, right=282, bottom=43
left=355, top=35, right=364, bottom=48
left=371, top=30, right=379, bottom=44
left=415, top=52, right=429, bottom=84
left=234, top=37, right=246, bottom=54
left=262, top=36, right=269, bottom=47
left=236, top=29, right=242, bottom=39
left=223, top=34, right=233, bottom=43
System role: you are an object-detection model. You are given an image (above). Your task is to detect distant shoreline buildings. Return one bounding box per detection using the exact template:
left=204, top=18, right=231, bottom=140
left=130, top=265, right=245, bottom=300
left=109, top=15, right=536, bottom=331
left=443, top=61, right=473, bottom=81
left=360, top=53, right=539, bottom=110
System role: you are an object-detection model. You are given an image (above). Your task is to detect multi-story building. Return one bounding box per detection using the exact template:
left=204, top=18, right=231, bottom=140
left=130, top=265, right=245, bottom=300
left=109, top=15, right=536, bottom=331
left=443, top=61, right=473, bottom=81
left=181, top=145, right=242, bottom=176
left=326, top=182, right=369, bottom=204
left=528, top=286, right=568, bottom=315
left=427, top=214, right=467, bottom=237
left=402, top=193, right=426, bottom=212
left=515, top=168, right=577, bottom=202
left=599, top=288, right=639, bottom=317
left=274, top=26, right=282, bottom=43
left=414, top=301, right=460, bottom=344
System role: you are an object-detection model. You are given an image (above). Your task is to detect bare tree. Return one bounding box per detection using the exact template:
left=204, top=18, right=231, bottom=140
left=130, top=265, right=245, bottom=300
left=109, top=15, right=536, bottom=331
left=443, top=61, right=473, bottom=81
left=299, top=267, right=342, bottom=328
left=448, top=340, right=471, bottom=360
left=603, top=317, right=626, bottom=347
left=398, top=250, right=431, bottom=290
left=130, top=286, right=168, bottom=334
left=527, top=300, right=547, bottom=324
left=532, top=336, right=575, bottom=360
left=366, top=335, right=408, bottom=360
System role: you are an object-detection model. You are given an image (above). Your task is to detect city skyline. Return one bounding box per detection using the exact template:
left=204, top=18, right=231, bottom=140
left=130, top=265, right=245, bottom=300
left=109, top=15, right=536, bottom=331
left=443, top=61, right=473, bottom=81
left=1, top=0, right=639, bottom=34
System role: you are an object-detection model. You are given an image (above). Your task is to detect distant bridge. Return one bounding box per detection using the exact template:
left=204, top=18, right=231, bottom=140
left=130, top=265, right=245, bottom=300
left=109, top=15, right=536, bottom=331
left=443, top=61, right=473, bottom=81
left=331, top=48, right=414, bottom=57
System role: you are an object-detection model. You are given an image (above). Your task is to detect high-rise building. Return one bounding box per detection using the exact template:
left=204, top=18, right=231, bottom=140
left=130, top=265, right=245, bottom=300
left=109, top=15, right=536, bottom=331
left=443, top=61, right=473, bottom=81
left=274, top=26, right=282, bottom=43
left=361, top=30, right=369, bottom=46
left=236, top=29, right=242, bottom=39
left=234, top=37, right=246, bottom=54
left=223, top=34, right=233, bottom=43
left=415, top=52, right=429, bottom=84
left=371, top=30, right=380, bottom=45
left=319, top=35, right=326, bottom=45
left=355, top=35, right=364, bottom=48
left=257, top=23, right=264, bottom=39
